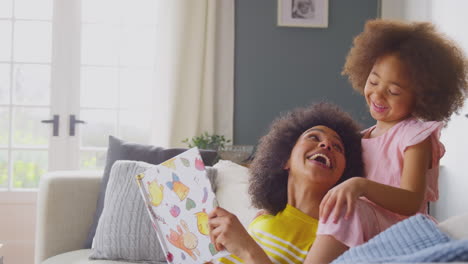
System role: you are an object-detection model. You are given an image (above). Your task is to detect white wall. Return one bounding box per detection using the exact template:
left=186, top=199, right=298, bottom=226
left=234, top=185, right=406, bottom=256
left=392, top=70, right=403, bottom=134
left=381, top=0, right=431, bottom=22
left=381, top=0, right=468, bottom=221
left=430, top=0, right=468, bottom=222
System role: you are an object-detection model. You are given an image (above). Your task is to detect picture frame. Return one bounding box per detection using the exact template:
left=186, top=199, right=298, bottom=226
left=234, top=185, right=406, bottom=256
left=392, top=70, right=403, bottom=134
left=277, top=0, right=328, bottom=28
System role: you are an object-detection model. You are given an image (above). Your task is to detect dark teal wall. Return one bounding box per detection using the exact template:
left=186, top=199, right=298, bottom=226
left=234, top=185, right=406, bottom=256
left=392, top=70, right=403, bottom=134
left=234, top=0, right=378, bottom=144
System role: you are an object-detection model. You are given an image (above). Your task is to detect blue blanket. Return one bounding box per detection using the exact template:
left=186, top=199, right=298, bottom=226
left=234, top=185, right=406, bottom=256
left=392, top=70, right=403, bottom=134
left=332, top=214, right=468, bottom=263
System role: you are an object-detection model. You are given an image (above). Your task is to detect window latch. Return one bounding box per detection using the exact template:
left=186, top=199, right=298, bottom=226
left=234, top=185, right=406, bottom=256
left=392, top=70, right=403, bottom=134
left=41, top=115, right=59, bottom=136
left=69, top=115, right=86, bottom=136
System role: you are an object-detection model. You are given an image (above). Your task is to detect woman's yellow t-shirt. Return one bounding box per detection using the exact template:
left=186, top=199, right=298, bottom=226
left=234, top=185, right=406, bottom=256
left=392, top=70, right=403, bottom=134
left=216, top=204, right=318, bottom=264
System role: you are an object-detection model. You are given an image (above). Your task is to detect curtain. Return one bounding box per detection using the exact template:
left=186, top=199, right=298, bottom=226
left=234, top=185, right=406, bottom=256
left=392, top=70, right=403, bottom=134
left=151, top=0, right=234, bottom=148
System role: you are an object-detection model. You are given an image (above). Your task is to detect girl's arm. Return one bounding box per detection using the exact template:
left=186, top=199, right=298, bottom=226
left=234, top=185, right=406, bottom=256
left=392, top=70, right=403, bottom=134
left=304, top=234, right=349, bottom=264
left=320, top=137, right=432, bottom=223
left=208, top=207, right=272, bottom=264
left=363, top=137, right=431, bottom=214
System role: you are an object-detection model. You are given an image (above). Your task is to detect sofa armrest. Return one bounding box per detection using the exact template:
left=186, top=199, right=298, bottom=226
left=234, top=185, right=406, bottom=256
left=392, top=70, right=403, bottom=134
left=34, top=171, right=102, bottom=264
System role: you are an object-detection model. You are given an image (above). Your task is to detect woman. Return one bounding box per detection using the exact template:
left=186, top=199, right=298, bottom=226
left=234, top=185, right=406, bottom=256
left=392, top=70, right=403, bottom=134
left=208, top=102, right=364, bottom=264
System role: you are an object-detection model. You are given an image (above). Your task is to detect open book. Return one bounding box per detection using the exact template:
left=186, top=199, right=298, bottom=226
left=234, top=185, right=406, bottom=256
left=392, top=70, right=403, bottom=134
left=135, top=148, right=229, bottom=264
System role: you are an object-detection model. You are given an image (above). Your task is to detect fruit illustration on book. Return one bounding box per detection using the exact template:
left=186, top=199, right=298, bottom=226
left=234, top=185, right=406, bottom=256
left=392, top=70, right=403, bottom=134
left=161, top=158, right=176, bottom=169
left=166, top=252, right=174, bottom=262
left=195, top=157, right=205, bottom=171
left=202, top=187, right=208, bottom=203
left=166, top=220, right=201, bottom=260
left=180, top=157, right=190, bottom=167
left=166, top=173, right=190, bottom=201
left=186, top=198, right=196, bottom=210
left=209, top=243, right=218, bottom=255
left=195, top=209, right=209, bottom=235
left=170, top=205, right=181, bottom=217
left=148, top=179, right=164, bottom=206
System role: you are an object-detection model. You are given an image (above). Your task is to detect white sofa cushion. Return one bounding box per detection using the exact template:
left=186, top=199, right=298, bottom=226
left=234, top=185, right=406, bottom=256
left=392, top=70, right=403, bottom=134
left=214, top=160, right=259, bottom=227
left=438, top=213, right=468, bottom=240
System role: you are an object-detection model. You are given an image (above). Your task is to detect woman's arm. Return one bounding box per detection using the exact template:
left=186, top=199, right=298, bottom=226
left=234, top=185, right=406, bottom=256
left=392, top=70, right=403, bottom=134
left=208, top=207, right=272, bottom=264
left=320, top=137, right=432, bottom=223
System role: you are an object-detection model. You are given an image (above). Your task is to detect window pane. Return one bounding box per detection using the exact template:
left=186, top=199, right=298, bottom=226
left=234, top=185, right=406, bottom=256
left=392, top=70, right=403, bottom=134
left=12, top=107, right=49, bottom=147
left=120, top=68, right=153, bottom=109
left=121, top=0, right=156, bottom=25
left=13, top=64, right=50, bottom=105
left=0, top=150, right=7, bottom=188
left=12, top=150, right=47, bottom=188
left=81, top=24, right=119, bottom=65
left=80, top=110, right=116, bottom=147
left=81, top=0, right=121, bottom=24
left=13, top=21, right=52, bottom=63
left=14, top=0, right=52, bottom=20
left=80, top=66, right=118, bottom=108
left=79, top=150, right=106, bottom=170
left=120, top=110, right=151, bottom=144
left=0, top=107, right=9, bottom=146
left=0, top=21, right=12, bottom=61
left=0, top=0, right=12, bottom=18
left=0, top=63, right=10, bottom=104
left=120, top=26, right=156, bottom=67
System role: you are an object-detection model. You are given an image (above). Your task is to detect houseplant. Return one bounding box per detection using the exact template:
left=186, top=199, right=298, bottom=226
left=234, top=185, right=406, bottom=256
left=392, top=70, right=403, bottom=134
left=182, top=132, right=231, bottom=150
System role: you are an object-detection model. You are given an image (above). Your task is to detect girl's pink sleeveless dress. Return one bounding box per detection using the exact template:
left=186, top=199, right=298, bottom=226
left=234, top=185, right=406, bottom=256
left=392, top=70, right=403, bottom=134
left=316, top=118, right=445, bottom=247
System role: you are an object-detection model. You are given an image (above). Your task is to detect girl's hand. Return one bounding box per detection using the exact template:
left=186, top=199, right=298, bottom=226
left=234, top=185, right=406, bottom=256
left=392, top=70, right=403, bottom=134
left=319, top=177, right=366, bottom=223
left=208, top=207, right=256, bottom=258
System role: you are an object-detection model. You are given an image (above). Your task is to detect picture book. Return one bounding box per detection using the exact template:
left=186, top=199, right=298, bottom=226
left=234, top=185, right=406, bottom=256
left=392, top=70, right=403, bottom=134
left=135, top=147, right=229, bottom=264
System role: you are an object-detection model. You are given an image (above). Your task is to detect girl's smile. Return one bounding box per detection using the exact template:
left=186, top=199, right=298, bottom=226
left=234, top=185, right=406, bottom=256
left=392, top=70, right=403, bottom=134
left=364, top=53, right=416, bottom=132
left=370, top=101, right=388, bottom=113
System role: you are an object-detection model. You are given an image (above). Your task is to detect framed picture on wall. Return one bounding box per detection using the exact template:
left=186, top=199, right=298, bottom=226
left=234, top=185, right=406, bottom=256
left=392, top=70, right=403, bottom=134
left=277, top=0, right=328, bottom=28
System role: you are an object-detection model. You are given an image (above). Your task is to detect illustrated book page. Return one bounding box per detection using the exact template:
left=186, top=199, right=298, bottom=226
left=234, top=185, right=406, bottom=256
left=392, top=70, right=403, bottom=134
left=135, top=147, right=229, bottom=264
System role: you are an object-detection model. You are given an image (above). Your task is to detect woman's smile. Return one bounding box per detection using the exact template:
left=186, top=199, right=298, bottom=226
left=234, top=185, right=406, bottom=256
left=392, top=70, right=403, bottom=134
left=307, top=151, right=332, bottom=169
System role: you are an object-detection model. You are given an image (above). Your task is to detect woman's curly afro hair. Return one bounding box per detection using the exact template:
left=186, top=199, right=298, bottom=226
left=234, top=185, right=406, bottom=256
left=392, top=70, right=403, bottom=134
left=248, top=102, right=364, bottom=215
left=343, top=19, right=468, bottom=122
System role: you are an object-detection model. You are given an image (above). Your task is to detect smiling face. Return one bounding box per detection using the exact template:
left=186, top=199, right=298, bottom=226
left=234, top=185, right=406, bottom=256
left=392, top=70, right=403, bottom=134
left=285, top=125, right=346, bottom=189
left=364, top=53, right=416, bottom=129
left=296, top=0, right=313, bottom=15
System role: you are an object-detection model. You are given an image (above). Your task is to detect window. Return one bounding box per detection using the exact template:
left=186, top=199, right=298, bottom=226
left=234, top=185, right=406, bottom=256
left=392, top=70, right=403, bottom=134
left=0, top=0, right=158, bottom=190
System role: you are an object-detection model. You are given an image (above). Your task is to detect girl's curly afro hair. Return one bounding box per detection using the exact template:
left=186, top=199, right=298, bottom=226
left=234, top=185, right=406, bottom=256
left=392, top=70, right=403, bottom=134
left=343, top=19, right=468, bottom=122
left=248, top=102, right=364, bottom=215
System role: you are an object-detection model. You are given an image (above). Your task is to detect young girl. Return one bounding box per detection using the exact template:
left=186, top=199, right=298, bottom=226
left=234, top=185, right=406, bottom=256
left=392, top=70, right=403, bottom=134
left=305, top=19, right=468, bottom=263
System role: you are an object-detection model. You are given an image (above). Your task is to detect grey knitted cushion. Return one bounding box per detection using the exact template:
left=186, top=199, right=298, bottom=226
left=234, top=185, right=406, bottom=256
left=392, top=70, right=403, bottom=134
left=89, top=160, right=165, bottom=263
left=89, top=160, right=217, bottom=263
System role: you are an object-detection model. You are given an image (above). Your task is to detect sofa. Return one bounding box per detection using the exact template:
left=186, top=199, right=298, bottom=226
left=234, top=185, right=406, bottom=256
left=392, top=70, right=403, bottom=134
left=34, top=136, right=468, bottom=264
left=34, top=159, right=258, bottom=264
left=35, top=165, right=468, bottom=264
